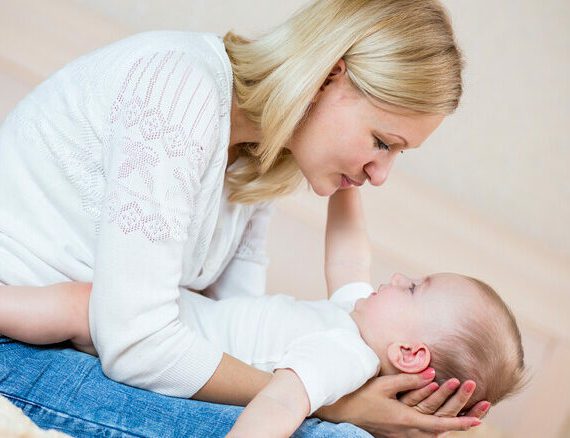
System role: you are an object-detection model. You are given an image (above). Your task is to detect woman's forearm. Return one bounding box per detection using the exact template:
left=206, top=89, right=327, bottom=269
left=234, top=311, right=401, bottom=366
left=192, top=352, right=273, bottom=406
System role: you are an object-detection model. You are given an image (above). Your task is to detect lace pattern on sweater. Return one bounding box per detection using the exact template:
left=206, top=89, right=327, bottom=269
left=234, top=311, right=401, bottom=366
left=104, top=51, right=222, bottom=243
left=234, top=203, right=273, bottom=264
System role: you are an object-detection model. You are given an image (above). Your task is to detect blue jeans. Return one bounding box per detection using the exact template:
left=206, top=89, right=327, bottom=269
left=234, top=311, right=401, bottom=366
left=0, top=337, right=372, bottom=437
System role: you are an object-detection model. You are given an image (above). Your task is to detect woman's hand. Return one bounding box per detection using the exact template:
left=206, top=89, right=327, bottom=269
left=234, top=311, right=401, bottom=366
left=399, top=377, right=491, bottom=420
left=313, top=370, right=481, bottom=438
left=397, top=377, right=491, bottom=437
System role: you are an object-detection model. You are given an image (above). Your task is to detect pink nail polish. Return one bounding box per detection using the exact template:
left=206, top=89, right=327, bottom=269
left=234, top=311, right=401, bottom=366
left=447, top=379, right=460, bottom=390
left=421, top=368, right=435, bottom=379
left=471, top=419, right=481, bottom=427
left=463, top=381, right=476, bottom=393
left=429, top=382, right=439, bottom=391
left=480, top=401, right=491, bottom=413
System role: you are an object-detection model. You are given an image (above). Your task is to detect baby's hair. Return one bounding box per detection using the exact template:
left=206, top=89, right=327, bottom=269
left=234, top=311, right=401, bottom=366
left=428, top=276, right=527, bottom=410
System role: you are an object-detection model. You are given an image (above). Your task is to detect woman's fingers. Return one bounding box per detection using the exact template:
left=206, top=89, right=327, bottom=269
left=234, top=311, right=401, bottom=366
left=405, top=409, right=481, bottom=435
left=463, top=400, right=491, bottom=419
left=381, top=368, right=436, bottom=397
left=434, top=380, right=476, bottom=417
left=399, top=382, right=440, bottom=406
left=412, top=378, right=461, bottom=414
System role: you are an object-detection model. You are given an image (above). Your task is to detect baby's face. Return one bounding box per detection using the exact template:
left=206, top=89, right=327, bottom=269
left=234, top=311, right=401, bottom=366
left=352, top=273, right=482, bottom=350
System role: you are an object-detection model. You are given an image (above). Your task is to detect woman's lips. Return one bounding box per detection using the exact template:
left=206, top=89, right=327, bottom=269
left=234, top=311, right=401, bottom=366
left=340, top=174, right=364, bottom=188
left=340, top=175, right=353, bottom=188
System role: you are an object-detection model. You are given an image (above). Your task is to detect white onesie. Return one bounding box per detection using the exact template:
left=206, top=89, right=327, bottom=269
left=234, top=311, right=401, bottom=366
left=178, top=282, right=380, bottom=414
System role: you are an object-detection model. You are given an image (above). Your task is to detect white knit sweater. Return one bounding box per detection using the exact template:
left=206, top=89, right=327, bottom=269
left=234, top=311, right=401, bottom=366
left=0, top=32, right=273, bottom=397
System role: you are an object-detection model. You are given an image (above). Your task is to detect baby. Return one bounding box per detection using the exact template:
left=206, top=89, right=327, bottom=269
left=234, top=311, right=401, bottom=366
left=0, top=189, right=526, bottom=437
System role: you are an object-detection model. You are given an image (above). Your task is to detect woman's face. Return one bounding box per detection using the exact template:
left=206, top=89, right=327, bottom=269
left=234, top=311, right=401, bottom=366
left=288, top=62, right=445, bottom=197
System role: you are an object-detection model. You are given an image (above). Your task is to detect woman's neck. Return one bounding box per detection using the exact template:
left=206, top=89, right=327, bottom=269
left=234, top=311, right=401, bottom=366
left=229, top=92, right=262, bottom=154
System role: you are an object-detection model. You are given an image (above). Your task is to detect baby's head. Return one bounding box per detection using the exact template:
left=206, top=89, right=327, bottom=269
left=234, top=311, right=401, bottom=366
left=351, top=272, right=526, bottom=409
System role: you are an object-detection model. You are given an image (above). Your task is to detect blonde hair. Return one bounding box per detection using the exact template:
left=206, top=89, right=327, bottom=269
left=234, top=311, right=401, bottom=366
left=223, top=0, right=464, bottom=204
left=429, top=277, right=527, bottom=410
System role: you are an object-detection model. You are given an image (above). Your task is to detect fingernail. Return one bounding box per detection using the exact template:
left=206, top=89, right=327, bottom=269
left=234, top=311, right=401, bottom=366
left=463, top=381, right=476, bottom=393
left=428, top=382, right=439, bottom=391
left=447, top=379, right=460, bottom=390
left=480, top=401, right=491, bottom=413
left=421, top=368, right=435, bottom=379
left=471, top=419, right=481, bottom=427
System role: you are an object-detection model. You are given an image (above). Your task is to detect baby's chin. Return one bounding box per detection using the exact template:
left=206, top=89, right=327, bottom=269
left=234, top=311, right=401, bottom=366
left=377, top=361, right=400, bottom=377
left=376, top=349, right=400, bottom=376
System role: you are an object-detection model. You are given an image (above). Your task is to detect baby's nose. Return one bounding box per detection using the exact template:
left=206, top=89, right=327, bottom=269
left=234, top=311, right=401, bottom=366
left=390, top=272, right=412, bottom=287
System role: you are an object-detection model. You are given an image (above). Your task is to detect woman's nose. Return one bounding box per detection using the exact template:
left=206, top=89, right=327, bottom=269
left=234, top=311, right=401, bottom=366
left=364, top=153, right=397, bottom=186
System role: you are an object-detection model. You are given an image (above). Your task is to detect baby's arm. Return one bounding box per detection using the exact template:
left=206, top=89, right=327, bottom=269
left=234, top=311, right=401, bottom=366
left=0, top=282, right=95, bottom=355
left=325, top=187, right=371, bottom=297
left=227, top=368, right=310, bottom=438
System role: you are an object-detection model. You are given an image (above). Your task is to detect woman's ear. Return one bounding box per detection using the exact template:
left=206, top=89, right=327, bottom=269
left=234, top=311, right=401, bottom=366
left=328, top=58, right=346, bottom=79
left=318, top=59, right=347, bottom=93
left=386, top=342, right=431, bottom=373
left=312, top=58, right=347, bottom=105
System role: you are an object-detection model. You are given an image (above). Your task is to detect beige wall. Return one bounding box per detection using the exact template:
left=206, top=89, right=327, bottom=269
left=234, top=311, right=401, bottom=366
left=1, top=1, right=569, bottom=436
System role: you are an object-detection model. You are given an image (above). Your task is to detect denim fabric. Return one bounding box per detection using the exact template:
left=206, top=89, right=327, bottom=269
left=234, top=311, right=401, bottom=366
left=0, top=337, right=372, bottom=437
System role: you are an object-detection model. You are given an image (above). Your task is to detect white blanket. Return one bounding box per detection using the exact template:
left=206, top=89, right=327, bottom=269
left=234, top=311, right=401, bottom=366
left=0, top=395, right=71, bottom=438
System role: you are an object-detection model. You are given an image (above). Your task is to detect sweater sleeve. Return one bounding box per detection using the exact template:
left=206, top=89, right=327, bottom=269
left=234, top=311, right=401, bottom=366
left=89, top=50, right=225, bottom=397
left=206, top=202, right=274, bottom=300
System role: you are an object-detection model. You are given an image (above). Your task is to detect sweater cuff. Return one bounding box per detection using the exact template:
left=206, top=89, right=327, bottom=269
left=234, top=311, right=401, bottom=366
left=153, top=335, right=224, bottom=397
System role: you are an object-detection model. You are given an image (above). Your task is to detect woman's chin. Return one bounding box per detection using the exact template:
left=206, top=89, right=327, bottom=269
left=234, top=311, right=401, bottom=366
left=311, top=183, right=337, bottom=197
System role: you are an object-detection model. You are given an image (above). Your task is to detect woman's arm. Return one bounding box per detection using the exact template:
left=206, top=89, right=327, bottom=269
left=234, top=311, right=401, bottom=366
left=325, top=188, right=371, bottom=297
left=89, top=49, right=271, bottom=403
left=192, top=353, right=273, bottom=406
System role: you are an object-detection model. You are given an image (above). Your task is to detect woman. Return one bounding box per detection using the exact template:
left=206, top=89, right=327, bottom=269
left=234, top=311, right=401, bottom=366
left=0, top=0, right=489, bottom=436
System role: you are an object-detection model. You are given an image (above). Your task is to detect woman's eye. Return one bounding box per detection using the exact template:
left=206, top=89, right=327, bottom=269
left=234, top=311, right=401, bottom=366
left=375, top=137, right=390, bottom=151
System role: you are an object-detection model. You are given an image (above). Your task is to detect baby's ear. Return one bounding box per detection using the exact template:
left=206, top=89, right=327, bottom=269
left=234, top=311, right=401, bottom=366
left=386, top=342, right=431, bottom=373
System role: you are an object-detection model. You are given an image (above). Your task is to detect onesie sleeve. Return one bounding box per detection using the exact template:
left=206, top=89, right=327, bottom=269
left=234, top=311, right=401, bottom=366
left=274, top=329, right=380, bottom=415
left=206, top=202, right=274, bottom=299
left=330, top=282, right=375, bottom=304
left=89, top=50, right=225, bottom=397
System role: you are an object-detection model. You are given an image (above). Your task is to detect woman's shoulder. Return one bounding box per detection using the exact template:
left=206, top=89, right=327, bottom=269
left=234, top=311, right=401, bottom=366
left=99, top=31, right=227, bottom=66
left=95, top=31, right=233, bottom=159
left=29, top=30, right=232, bottom=119
left=85, top=31, right=231, bottom=87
